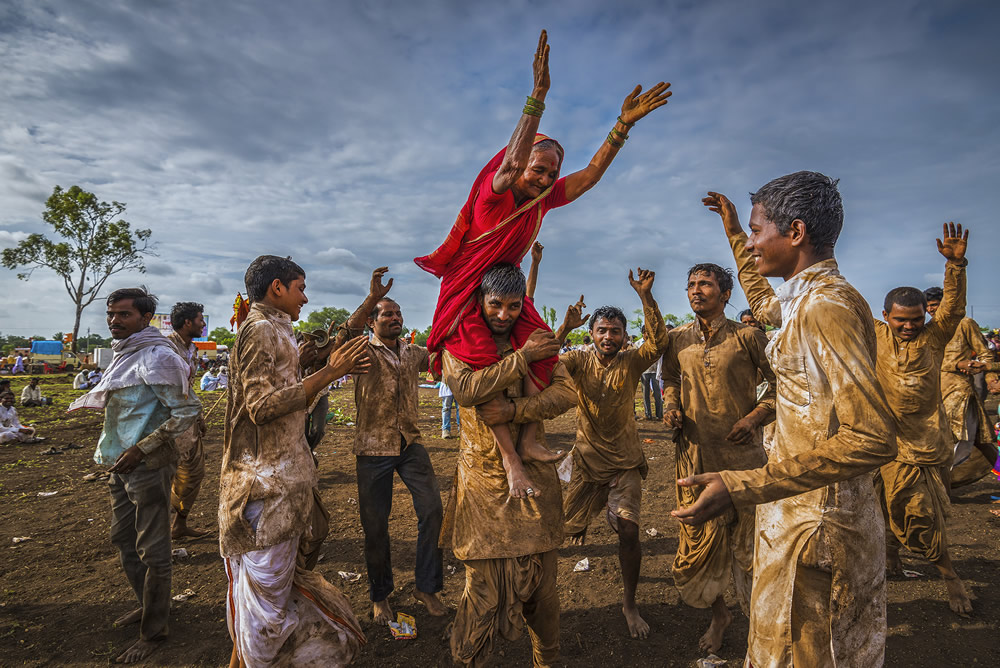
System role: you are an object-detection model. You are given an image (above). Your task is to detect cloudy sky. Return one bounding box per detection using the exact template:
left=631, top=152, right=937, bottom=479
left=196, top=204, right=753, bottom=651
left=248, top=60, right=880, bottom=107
left=2, top=0, right=998, bottom=341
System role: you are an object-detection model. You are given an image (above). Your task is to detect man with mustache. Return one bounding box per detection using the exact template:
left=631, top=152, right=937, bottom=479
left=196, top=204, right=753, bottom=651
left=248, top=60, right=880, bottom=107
left=873, top=223, right=975, bottom=615
left=662, top=263, right=775, bottom=654
left=350, top=268, right=447, bottom=624
left=679, top=175, right=897, bottom=666
left=554, top=268, right=670, bottom=640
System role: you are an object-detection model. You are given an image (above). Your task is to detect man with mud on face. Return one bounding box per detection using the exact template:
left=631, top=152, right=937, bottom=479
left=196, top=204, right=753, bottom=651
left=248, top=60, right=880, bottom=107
left=349, top=269, right=447, bottom=626
left=554, top=268, right=670, bottom=640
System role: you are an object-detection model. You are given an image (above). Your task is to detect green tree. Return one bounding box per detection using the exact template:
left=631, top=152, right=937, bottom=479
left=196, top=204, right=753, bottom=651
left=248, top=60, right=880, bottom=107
left=1, top=185, right=154, bottom=353
left=412, top=324, right=433, bottom=346
left=662, top=312, right=695, bottom=327
left=293, top=306, right=351, bottom=334
left=540, top=305, right=557, bottom=328
left=208, top=327, right=235, bottom=348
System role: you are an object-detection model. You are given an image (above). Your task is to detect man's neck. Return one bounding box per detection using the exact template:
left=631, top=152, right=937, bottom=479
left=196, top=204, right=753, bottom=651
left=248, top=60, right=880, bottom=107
left=375, top=333, right=400, bottom=351
left=782, top=249, right=835, bottom=282
left=258, top=297, right=292, bottom=318
left=696, top=308, right=724, bottom=332
left=178, top=331, right=194, bottom=346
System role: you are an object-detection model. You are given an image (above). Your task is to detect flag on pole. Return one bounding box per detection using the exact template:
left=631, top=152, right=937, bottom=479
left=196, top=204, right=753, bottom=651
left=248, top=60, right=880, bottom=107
left=230, top=293, right=250, bottom=330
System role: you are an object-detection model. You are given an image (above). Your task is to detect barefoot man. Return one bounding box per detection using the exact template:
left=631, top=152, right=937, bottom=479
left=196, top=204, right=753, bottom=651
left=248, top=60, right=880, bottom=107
left=661, top=263, right=775, bottom=654
left=442, top=262, right=576, bottom=666
left=220, top=256, right=368, bottom=666
left=924, top=287, right=1000, bottom=489
left=69, top=287, right=199, bottom=664
left=349, top=268, right=447, bottom=623
left=554, top=268, right=669, bottom=639
left=166, top=301, right=211, bottom=539
left=678, top=177, right=897, bottom=666
left=873, top=223, right=976, bottom=615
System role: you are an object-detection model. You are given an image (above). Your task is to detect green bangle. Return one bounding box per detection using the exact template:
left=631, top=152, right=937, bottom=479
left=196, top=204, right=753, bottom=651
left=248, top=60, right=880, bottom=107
left=606, top=132, right=624, bottom=149
left=610, top=126, right=629, bottom=141
left=617, top=115, right=634, bottom=128
left=526, top=95, right=546, bottom=111
left=523, top=105, right=543, bottom=117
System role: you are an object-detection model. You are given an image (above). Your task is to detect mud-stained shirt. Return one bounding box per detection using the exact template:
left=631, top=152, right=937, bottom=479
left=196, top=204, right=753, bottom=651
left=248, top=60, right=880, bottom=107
left=559, top=301, right=669, bottom=480
left=352, top=336, right=430, bottom=456
left=662, top=313, right=774, bottom=474
left=874, top=260, right=966, bottom=466
left=941, top=317, right=999, bottom=407
left=442, top=343, right=576, bottom=561
left=219, top=303, right=315, bottom=558
left=720, top=232, right=897, bottom=668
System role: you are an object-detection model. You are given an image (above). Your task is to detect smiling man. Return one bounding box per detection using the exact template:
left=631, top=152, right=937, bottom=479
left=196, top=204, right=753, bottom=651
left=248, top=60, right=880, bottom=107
left=555, top=268, right=669, bottom=640
left=873, top=223, right=975, bottom=615
left=220, top=255, right=368, bottom=667
left=349, top=268, right=447, bottom=625
left=69, top=287, right=199, bottom=664
left=661, top=263, right=775, bottom=654
left=680, top=176, right=897, bottom=666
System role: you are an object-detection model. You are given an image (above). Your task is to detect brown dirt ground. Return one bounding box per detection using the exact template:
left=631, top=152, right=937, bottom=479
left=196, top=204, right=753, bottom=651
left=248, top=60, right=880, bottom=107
left=1, top=374, right=999, bottom=666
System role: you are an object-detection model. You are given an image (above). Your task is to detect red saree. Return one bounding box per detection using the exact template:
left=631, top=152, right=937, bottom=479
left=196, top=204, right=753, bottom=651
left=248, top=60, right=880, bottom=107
left=415, top=135, right=570, bottom=387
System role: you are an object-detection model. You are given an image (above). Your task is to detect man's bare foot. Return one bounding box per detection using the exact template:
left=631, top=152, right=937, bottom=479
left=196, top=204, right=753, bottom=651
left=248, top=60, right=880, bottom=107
left=623, top=605, right=649, bottom=639
left=944, top=576, right=974, bottom=616
left=113, top=608, right=142, bottom=628
left=116, top=638, right=163, bottom=664
left=567, top=530, right=587, bottom=546
left=886, top=550, right=902, bottom=576
left=171, top=517, right=210, bottom=540
left=413, top=590, right=449, bottom=616
left=699, top=605, right=732, bottom=653
left=372, top=599, right=393, bottom=624
left=518, top=438, right=563, bottom=464
left=502, top=456, right=537, bottom=499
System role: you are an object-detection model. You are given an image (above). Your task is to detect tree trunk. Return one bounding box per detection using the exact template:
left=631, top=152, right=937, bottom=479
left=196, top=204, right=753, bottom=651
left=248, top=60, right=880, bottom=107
left=71, top=303, right=83, bottom=354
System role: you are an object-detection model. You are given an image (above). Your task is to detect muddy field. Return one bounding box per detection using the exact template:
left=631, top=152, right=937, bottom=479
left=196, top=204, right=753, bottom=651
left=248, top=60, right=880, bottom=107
left=1, top=374, right=998, bottom=666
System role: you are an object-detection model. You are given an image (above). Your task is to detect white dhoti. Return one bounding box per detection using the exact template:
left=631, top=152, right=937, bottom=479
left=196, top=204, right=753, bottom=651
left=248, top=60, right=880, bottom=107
left=0, top=426, right=35, bottom=444
left=225, top=538, right=364, bottom=667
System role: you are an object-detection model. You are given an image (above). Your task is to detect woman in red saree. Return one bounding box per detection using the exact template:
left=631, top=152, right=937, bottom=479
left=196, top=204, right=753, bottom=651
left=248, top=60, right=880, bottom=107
left=415, top=29, right=672, bottom=498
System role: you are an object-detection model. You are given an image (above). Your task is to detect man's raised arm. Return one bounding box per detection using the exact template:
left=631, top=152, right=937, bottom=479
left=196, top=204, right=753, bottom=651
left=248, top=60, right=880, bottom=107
left=703, top=192, right=782, bottom=328
left=555, top=295, right=589, bottom=344
left=929, top=222, right=969, bottom=345
left=629, top=267, right=669, bottom=366
left=330, top=267, right=394, bottom=348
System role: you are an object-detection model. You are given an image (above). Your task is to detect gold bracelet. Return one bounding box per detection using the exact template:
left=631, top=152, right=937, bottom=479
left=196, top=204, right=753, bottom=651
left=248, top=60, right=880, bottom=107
left=606, top=132, right=624, bottom=149
left=610, top=126, right=629, bottom=141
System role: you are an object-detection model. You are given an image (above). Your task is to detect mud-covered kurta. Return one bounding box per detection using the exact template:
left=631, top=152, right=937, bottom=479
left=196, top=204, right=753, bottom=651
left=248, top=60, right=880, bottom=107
left=941, top=317, right=1000, bottom=487
left=441, top=346, right=577, bottom=561
left=219, top=303, right=314, bottom=558
left=661, top=314, right=774, bottom=610
left=720, top=232, right=897, bottom=668
left=352, top=336, right=430, bottom=456
left=167, top=330, right=205, bottom=515
left=874, top=260, right=965, bottom=562
left=559, top=301, right=669, bottom=481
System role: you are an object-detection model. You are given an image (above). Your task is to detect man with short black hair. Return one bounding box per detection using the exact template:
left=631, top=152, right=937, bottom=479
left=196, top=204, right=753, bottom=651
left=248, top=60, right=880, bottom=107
left=662, top=262, right=774, bottom=654
left=220, top=255, right=367, bottom=666
left=166, top=301, right=209, bottom=539
left=874, top=223, right=975, bottom=615
left=350, top=268, right=447, bottom=624
left=69, top=287, right=199, bottom=664
left=684, top=177, right=897, bottom=666
left=443, top=261, right=575, bottom=666
left=20, top=377, right=51, bottom=406
left=555, top=269, right=669, bottom=639
left=737, top=308, right=764, bottom=332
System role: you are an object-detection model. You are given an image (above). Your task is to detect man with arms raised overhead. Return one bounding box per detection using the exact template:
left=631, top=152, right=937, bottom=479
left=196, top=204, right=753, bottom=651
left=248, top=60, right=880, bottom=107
left=679, top=175, right=896, bottom=666
left=349, top=268, right=447, bottom=624
left=554, top=268, right=669, bottom=639
left=442, top=262, right=576, bottom=667
left=69, top=287, right=199, bottom=664
left=874, top=225, right=975, bottom=614
left=166, top=301, right=210, bottom=539
left=924, top=286, right=1000, bottom=489
left=219, top=255, right=369, bottom=667
left=662, top=263, right=775, bottom=654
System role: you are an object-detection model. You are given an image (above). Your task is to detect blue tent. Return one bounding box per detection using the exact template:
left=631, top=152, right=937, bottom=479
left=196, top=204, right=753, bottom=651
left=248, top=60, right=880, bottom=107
left=30, top=340, right=63, bottom=356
